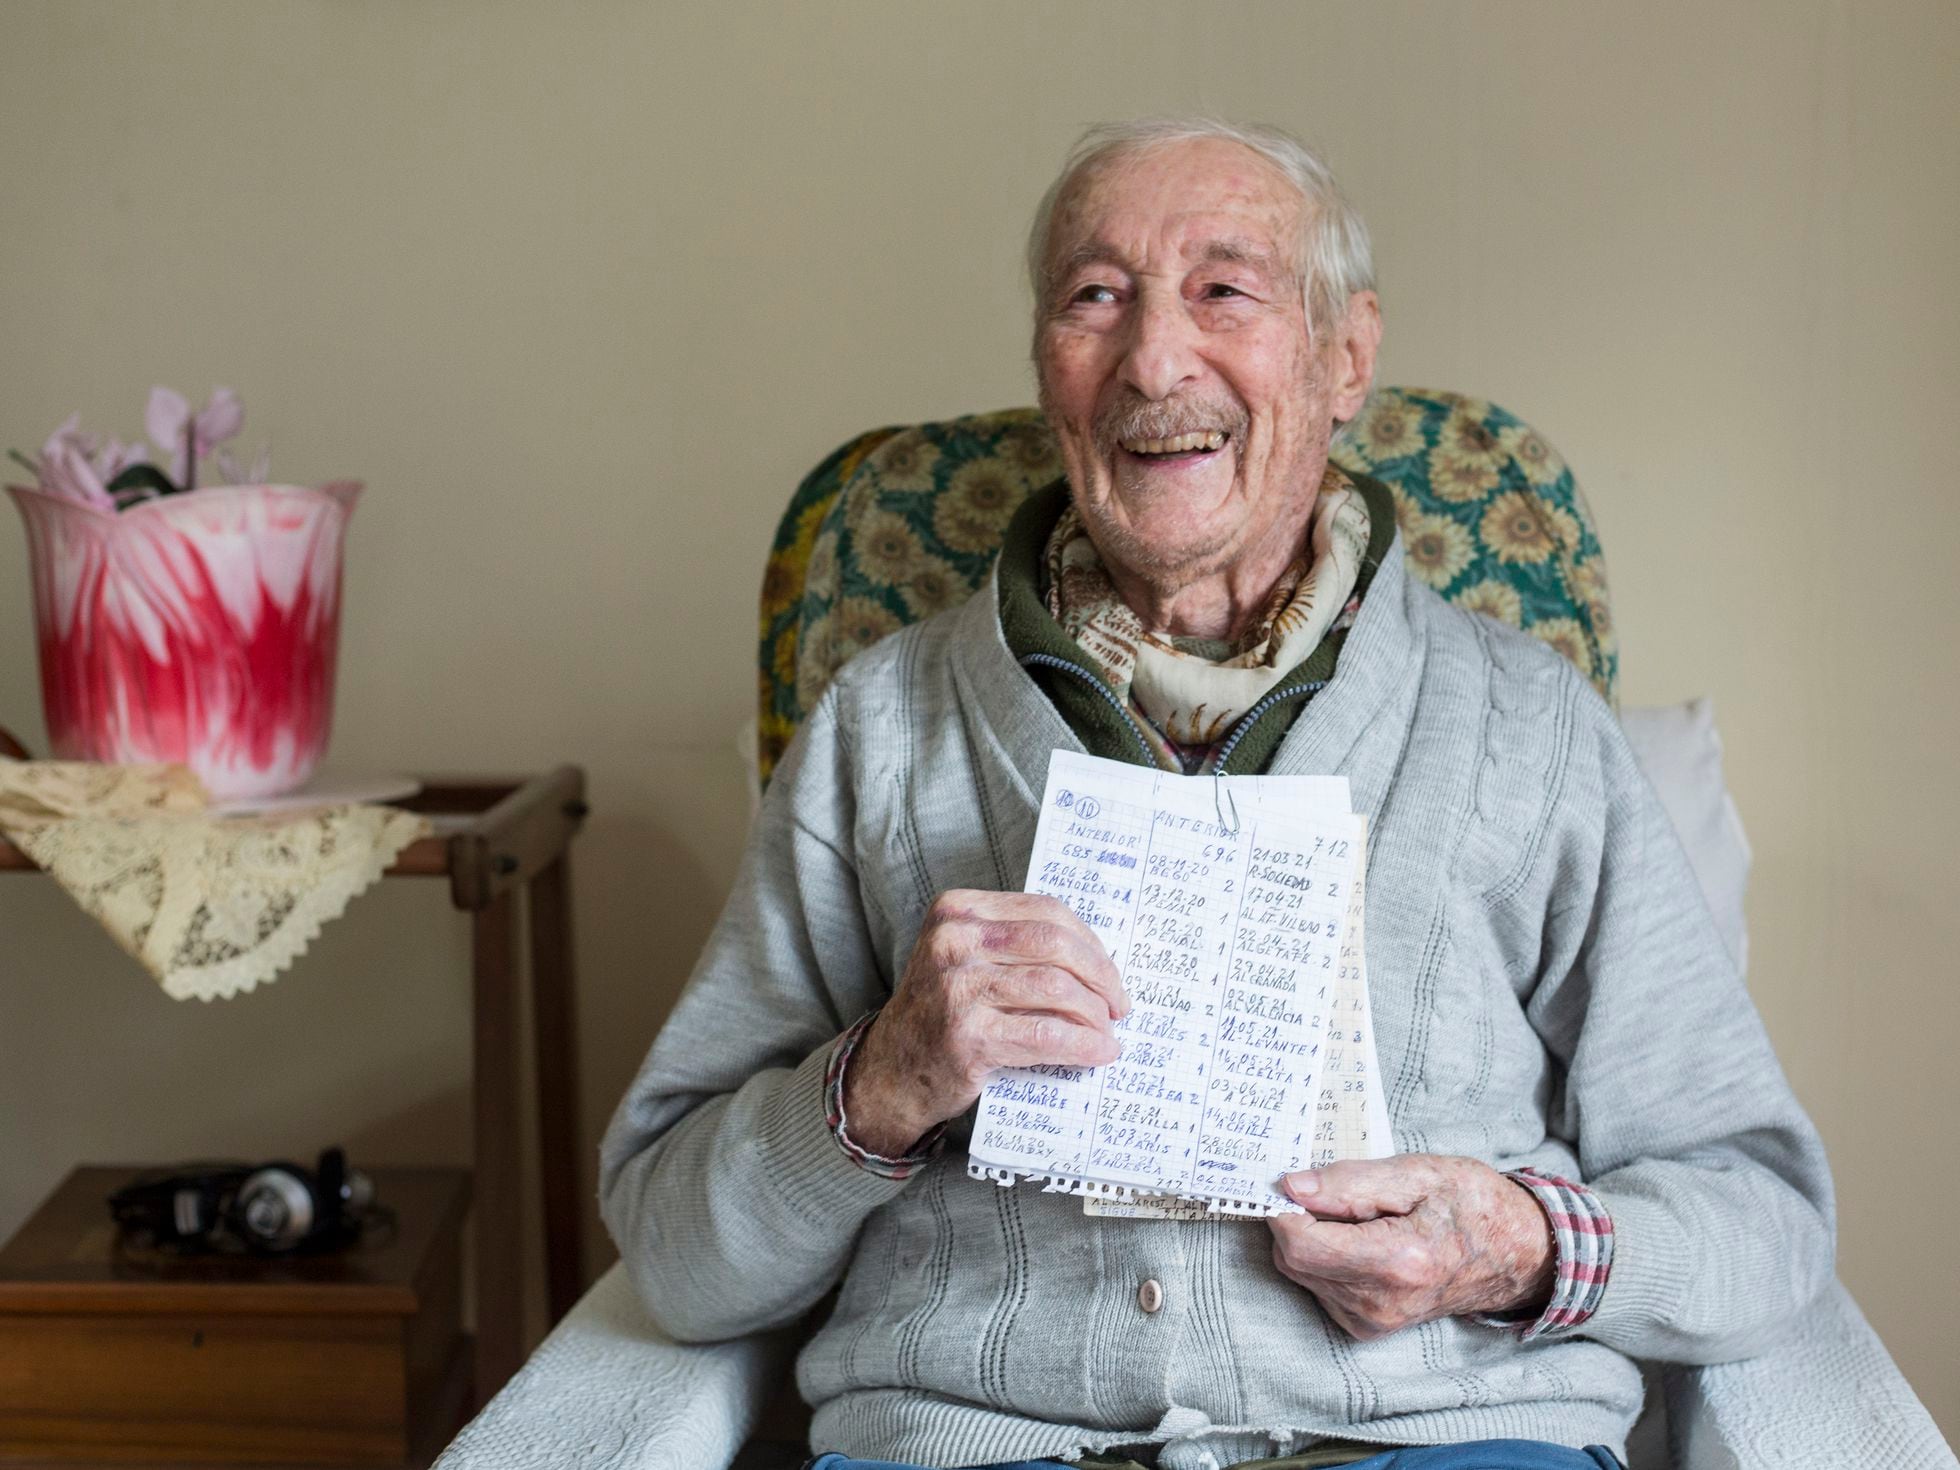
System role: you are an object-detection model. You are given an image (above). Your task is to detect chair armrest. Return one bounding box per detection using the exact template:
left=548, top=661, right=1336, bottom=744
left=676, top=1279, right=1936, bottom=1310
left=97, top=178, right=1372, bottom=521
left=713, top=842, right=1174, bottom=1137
left=1664, top=1277, right=1954, bottom=1469
left=435, top=1260, right=791, bottom=1470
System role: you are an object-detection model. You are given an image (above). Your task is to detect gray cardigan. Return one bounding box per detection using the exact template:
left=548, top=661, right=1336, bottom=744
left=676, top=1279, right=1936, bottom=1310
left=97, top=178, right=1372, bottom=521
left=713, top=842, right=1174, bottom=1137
left=599, top=542, right=1835, bottom=1466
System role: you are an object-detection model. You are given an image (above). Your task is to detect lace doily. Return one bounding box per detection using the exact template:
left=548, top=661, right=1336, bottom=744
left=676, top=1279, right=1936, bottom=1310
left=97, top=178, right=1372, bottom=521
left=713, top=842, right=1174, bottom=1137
left=1, top=757, right=431, bottom=1001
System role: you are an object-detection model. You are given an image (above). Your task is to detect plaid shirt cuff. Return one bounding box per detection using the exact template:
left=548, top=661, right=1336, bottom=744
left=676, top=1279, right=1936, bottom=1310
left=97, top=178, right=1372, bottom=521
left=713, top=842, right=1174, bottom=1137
left=1475, top=1167, right=1615, bottom=1341
left=824, top=1010, right=946, bottom=1179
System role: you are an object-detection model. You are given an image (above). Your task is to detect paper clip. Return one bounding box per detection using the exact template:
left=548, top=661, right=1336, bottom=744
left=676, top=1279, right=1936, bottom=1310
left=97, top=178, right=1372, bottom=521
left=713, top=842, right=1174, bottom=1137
left=1213, top=775, right=1241, bottom=836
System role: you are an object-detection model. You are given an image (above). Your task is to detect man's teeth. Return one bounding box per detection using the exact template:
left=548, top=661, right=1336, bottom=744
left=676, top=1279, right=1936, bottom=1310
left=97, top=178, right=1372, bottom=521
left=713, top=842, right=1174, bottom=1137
left=1121, top=431, right=1227, bottom=455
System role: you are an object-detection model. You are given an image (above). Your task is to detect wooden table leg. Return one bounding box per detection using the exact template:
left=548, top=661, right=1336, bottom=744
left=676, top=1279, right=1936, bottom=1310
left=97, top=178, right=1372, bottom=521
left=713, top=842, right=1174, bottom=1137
left=471, top=891, right=523, bottom=1406
left=528, top=853, right=584, bottom=1323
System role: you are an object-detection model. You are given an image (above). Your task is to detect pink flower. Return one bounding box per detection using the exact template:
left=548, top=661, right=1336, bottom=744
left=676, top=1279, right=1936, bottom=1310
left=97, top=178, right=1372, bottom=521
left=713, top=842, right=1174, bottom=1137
left=32, top=413, right=148, bottom=510
left=35, top=437, right=116, bottom=511
left=147, top=386, right=245, bottom=487
left=41, top=412, right=148, bottom=478
left=13, top=389, right=269, bottom=510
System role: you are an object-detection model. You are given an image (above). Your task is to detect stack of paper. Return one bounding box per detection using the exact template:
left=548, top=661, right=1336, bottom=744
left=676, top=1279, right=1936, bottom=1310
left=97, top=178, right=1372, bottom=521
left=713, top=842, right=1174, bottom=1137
left=967, top=750, right=1393, bottom=1217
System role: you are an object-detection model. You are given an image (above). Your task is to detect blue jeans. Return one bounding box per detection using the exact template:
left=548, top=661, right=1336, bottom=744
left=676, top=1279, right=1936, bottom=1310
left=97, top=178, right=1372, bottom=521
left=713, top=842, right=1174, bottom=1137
left=807, top=1446, right=1624, bottom=1470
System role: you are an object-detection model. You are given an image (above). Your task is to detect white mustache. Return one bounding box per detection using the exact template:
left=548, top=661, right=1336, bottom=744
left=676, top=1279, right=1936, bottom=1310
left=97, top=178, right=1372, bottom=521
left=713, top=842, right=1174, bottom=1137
left=1093, top=395, right=1246, bottom=453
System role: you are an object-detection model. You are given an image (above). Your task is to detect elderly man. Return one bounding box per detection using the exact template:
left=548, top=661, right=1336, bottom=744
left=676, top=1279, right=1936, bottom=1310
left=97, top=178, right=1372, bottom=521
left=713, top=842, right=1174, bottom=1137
left=600, top=120, right=1832, bottom=1470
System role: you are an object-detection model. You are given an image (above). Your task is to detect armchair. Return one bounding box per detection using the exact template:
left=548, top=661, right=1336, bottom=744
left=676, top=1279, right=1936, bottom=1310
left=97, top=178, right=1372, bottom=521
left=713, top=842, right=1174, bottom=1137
left=438, top=390, right=1953, bottom=1470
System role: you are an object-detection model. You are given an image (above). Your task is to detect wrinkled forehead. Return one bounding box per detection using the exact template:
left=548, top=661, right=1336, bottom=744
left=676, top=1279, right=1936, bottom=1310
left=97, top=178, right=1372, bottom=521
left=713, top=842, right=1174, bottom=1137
left=1044, top=137, right=1306, bottom=279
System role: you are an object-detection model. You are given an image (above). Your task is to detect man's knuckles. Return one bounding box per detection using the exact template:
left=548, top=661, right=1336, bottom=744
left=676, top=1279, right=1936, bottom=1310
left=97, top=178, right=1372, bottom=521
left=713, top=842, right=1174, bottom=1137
left=1325, top=1300, right=1390, bottom=1341
left=1304, top=1160, right=1404, bottom=1215
left=919, top=919, right=972, bottom=974
left=979, top=916, right=1067, bottom=959
left=1342, top=1303, right=1414, bottom=1341
left=1000, top=1011, right=1114, bottom=1066
left=1019, top=963, right=1100, bottom=1008
left=1026, top=892, right=1082, bottom=926
left=923, top=890, right=986, bottom=926
left=1270, top=1268, right=1418, bottom=1342
left=1270, top=1219, right=1355, bottom=1281
left=923, top=912, right=1072, bottom=970
left=1019, top=1013, right=1064, bottom=1052
left=1380, top=1239, right=1438, bottom=1293
left=967, top=969, right=1108, bottom=1033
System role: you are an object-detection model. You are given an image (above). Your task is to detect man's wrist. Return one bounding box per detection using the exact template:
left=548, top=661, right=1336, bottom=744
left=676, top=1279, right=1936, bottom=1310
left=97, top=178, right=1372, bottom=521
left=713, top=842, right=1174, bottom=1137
left=843, top=1013, right=928, bottom=1151
left=1492, top=1174, right=1558, bottom=1315
left=1474, top=1167, right=1616, bottom=1340
left=830, top=1011, right=947, bottom=1171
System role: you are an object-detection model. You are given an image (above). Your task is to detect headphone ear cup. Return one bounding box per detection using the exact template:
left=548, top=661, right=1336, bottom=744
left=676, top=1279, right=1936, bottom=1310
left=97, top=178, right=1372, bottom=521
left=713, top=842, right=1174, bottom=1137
left=110, top=1173, right=235, bottom=1247
left=233, top=1163, right=314, bottom=1253
left=112, top=1156, right=367, bottom=1255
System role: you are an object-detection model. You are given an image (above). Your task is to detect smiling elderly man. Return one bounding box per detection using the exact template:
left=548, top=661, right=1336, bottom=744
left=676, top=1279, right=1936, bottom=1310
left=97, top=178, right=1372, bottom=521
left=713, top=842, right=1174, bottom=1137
left=599, top=120, right=1833, bottom=1470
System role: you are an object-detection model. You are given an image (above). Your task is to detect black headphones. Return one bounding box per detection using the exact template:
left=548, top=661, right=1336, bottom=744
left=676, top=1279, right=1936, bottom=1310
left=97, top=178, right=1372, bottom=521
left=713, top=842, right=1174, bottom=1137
left=108, top=1148, right=378, bottom=1255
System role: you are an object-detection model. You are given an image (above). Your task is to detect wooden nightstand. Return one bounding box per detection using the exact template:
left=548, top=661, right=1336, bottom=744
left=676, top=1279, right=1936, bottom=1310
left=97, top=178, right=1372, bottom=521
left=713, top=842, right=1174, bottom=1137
left=0, top=742, right=590, bottom=1408
left=0, top=1166, right=472, bottom=1468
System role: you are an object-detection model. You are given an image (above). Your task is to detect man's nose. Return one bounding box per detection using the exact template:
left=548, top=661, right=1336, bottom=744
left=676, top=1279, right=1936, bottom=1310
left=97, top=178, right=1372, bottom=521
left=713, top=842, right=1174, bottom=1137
left=1118, top=292, right=1202, bottom=402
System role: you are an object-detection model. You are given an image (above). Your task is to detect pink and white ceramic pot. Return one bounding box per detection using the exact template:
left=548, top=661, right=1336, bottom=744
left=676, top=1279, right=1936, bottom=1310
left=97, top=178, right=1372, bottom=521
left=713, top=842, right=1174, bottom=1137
left=6, top=481, right=360, bottom=800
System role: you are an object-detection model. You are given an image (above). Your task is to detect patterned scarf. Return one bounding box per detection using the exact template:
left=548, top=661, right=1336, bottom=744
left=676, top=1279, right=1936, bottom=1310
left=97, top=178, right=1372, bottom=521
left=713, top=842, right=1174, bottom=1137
left=1043, top=463, right=1371, bottom=771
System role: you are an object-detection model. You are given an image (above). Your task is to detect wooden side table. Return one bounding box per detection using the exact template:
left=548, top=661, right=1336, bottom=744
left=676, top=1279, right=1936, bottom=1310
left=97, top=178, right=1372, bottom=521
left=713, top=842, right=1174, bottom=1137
left=0, top=736, right=589, bottom=1411
left=0, top=1166, right=473, bottom=1468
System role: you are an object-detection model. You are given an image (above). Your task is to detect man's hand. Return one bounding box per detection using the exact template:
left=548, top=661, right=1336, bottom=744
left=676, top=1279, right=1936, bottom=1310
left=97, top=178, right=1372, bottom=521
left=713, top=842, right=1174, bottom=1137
left=843, top=890, right=1129, bottom=1157
left=1267, top=1155, right=1556, bottom=1340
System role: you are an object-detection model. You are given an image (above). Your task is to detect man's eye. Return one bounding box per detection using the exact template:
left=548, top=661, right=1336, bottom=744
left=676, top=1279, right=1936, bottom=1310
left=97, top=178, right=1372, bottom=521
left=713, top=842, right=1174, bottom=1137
left=1202, top=282, right=1247, bottom=300
left=1070, top=284, right=1119, bottom=306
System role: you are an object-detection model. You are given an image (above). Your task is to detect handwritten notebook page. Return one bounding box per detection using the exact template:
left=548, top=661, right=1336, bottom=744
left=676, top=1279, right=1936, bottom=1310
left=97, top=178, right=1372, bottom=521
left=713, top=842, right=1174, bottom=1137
left=1090, top=819, right=1393, bottom=1217
left=966, top=750, right=1365, bottom=1216
left=1308, top=818, right=1394, bottom=1167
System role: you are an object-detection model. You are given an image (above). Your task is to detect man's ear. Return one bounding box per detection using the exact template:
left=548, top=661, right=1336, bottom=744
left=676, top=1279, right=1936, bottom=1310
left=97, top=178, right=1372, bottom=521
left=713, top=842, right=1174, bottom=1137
left=1327, top=290, right=1382, bottom=424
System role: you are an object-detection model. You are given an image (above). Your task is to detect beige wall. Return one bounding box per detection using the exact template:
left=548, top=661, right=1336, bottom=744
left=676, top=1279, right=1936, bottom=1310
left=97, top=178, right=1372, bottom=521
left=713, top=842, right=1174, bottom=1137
left=2, top=0, right=1953, bottom=1438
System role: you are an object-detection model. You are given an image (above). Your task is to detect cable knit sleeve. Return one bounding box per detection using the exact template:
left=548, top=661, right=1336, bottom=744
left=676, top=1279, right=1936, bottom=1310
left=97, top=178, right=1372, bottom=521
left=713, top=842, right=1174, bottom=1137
left=597, top=686, right=915, bottom=1344
left=1519, top=686, right=1836, bottom=1364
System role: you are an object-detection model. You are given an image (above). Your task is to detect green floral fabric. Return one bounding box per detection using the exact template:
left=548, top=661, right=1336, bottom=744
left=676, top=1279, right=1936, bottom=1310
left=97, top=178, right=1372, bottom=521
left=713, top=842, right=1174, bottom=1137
left=756, top=388, right=1615, bottom=786
left=756, top=425, right=900, bottom=775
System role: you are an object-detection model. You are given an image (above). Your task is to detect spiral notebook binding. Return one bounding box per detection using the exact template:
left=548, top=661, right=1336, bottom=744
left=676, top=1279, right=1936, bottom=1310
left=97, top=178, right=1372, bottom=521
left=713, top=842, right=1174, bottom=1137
left=964, top=1159, right=1301, bottom=1216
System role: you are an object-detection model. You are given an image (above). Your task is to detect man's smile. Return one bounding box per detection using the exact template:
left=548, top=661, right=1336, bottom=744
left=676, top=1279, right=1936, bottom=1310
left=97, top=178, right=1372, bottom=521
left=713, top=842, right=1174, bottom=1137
left=1114, top=430, right=1234, bottom=480
left=1118, top=429, right=1229, bottom=458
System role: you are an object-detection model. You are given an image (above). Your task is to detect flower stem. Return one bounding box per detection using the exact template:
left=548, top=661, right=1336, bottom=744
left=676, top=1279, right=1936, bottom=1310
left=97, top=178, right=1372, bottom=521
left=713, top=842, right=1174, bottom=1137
left=184, top=423, right=196, bottom=491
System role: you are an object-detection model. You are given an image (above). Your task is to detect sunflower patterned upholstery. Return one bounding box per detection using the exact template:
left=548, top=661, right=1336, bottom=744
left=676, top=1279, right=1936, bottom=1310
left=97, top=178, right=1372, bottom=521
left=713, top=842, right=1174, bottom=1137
left=755, top=387, right=1616, bottom=786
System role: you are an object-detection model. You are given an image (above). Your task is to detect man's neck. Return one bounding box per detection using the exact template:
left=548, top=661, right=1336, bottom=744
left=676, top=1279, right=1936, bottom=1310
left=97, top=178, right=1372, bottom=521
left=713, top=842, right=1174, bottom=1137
left=1100, top=496, right=1316, bottom=643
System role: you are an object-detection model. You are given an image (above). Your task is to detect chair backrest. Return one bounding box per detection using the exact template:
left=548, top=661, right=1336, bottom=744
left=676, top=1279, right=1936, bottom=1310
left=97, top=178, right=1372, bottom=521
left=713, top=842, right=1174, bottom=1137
left=756, top=387, right=1615, bottom=786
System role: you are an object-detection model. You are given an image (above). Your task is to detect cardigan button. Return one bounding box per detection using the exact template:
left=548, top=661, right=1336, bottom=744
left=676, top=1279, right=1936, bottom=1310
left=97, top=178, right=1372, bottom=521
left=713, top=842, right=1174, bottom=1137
left=1138, top=1278, right=1164, bottom=1314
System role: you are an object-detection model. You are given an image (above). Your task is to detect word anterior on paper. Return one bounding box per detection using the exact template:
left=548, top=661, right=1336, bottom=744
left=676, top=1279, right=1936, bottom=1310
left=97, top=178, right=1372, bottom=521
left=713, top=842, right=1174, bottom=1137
left=967, top=750, right=1369, bottom=1216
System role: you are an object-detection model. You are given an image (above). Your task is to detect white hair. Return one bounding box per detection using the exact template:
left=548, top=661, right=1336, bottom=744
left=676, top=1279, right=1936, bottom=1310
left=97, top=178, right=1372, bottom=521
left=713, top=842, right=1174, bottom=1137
left=1026, top=116, right=1376, bottom=338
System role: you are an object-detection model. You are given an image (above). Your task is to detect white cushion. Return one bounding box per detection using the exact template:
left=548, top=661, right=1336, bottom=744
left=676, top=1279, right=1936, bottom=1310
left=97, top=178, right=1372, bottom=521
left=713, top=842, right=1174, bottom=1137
left=1619, top=698, right=1752, bottom=976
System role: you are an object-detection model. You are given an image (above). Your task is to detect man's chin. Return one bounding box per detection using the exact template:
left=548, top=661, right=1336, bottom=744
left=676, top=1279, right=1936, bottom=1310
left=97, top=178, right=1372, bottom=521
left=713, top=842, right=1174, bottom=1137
left=1079, top=511, right=1239, bottom=581
left=1108, top=482, right=1242, bottom=559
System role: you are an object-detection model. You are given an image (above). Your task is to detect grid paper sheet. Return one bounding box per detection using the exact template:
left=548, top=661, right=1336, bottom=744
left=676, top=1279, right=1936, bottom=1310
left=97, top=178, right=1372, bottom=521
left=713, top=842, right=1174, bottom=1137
left=966, top=751, right=1380, bottom=1217
left=1309, top=818, right=1394, bottom=1167
left=1088, top=819, right=1392, bottom=1218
